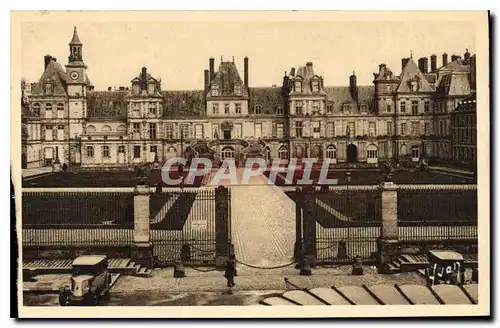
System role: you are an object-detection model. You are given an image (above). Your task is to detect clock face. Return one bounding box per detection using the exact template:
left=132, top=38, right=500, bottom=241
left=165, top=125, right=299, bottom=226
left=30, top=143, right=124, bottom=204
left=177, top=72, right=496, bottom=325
left=70, top=71, right=79, bottom=80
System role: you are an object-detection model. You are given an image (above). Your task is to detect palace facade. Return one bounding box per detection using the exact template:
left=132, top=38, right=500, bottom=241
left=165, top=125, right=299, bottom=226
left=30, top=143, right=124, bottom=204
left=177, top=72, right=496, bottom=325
left=21, top=28, right=477, bottom=169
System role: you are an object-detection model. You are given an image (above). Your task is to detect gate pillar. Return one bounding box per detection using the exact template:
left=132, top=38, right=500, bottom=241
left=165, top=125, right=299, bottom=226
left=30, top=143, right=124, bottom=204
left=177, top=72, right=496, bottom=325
left=215, top=186, right=232, bottom=269
left=377, top=181, right=400, bottom=273
left=132, top=184, right=153, bottom=269
left=302, top=185, right=317, bottom=266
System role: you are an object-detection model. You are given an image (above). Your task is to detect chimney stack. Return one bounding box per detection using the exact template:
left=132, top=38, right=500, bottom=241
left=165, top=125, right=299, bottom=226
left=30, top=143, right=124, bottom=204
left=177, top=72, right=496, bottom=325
left=464, top=48, right=471, bottom=61
left=418, top=57, right=428, bottom=73
left=401, top=57, right=410, bottom=73
left=430, top=54, right=437, bottom=71
left=379, top=63, right=386, bottom=72
left=44, top=55, right=52, bottom=69
left=141, top=67, right=147, bottom=90
left=209, top=57, right=215, bottom=80
left=244, top=57, right=249, bottom=88
left=349, top=71, right=358, bottom=101
left=451, top=54, right=461, bottom=62
left=290, top=67, right=296, bottom=77
left=442, top=53, right=448, bottom=66
left=204, top=69, right=210, bottom=91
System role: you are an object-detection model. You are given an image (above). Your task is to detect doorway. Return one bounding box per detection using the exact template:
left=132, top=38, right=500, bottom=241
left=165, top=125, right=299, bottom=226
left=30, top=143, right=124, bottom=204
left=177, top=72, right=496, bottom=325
left=223, top=130, right=231, bottom=140
left=346, top=144, right=358, bottom=163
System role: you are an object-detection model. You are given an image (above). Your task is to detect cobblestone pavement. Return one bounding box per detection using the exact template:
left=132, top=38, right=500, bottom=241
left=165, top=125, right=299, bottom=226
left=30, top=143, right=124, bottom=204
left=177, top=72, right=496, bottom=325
left=228, top=172, right=296, bottom=267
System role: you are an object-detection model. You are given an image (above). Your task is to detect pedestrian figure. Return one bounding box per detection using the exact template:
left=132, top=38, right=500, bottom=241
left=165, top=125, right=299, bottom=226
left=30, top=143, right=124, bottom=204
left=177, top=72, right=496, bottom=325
left=224, top=259, right=236, bottom=287
left=155, top=182, right=162, bottom=194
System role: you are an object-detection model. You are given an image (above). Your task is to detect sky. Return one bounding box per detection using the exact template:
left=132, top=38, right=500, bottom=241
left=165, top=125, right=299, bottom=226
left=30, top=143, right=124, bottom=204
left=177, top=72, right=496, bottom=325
left=21, top=20, right=476, bottom=91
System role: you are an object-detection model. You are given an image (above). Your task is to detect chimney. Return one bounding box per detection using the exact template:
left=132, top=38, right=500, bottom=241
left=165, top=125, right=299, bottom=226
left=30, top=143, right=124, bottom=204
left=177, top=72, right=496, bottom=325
left=430, top=54, right=437, bottom=71
left=108, top=87, right=111, bottom=91
left=418, top=57, right=428, bottom=73
left=290, top=67, right=296, bottom=77
left=464, top=48, right=471, bottom=61
left=442, top=53, right=448, bottom=66
left=204, top=69, right=210, bottom=91
left=141, top=67, right=147, bottom=90
left=44, top=55, right=52, bottom=69
left=451, top=54, right=461, bottom=62
left=401, top=57, right=410, bottom=72
left=244, top=57, right=249, bottom=88
left=349, top=72, right=358, bottom=101
left=209, top=57, right=215, bottom=80
left=378, top=63, right=386, bottom=72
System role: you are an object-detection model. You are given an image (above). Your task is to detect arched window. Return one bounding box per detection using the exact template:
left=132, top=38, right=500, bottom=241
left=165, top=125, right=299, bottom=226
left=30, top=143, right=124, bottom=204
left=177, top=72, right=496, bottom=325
left=117, top=125, right=127, bottom=132
left=101, top=125, right=112, bottom=132
left=221, top=147, right=235, bottom=160
left=86, top=125, right=96, bottom=133
left=57, top=103, right=64, bottom=111
left=411, top=145, right=420, bottom=160
left=325, top=145, right=337, bottom=159
left=367, top=144, right=378, bottom=159
left=45, top=103, right=52, bottom=111
left=32, top=103, right=40, bottom=116
left=278, top=146, right=289, bottom=160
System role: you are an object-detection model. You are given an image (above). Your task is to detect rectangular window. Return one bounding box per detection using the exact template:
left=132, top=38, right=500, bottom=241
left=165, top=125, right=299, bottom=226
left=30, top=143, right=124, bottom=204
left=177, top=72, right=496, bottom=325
left=165, top=124, right=174, bottom=138
left=254, top=105, right=262, bottom=114
left=424, top=101, right=430, bottom=113
left=234, top=124, right=242, bottom=138
left=195, top=124, right=204, bottom=139
left=225, top=103, right=230, bottom=114
left=369, top=122, right=376, bottom=136
left=386, top=104, right=392, bottom=112
left=401, top=123, right=407, bottom=135
left=235, top=103, right=242, bottom=114
left=312, top=81, right=320, bottom=92
left=45, top=125, right=53, bottom=141
left=295, top=121, right=303, bottom=137
left=312, top=122, right=320, bottom=138
left=412, top=101, right=419, bottom=115
left=360, top=104, right=368, bottom=113
left=133, top=123, right=141, bottom=136
left=387, top=121, right=393, bottom=135
left=276, top=104, right=283, bottom=115
left=180, top=124, right=189, bottom=139
left=149, top=123, right=157, bottom=139
left=277, top=123, right=284, bottom=138
left=212, top=104, right=219, bottom=114
left=57, top=125, right=65, bottom=140
left=326, top=122, right=334, bottom=138
left=133, top=145, right=141, bottom=159
left=400, top=101, right=406, bottom=113
left=86, top=146, right=94, bottom=158
left=424, top=123, right=431, bottom=136
left=294, top=81, right=302, bottom=92
left=102, top=145, right=110, bottom=158
left=342, top=103, right=351, bottom=113
left=149, top=102, right=156, bottom=115
left=295, top=102, right=303, bottom=115
left=254, top=123, right=262, bottom=138
left=118, top=145, right=125, bottom=153
left=211, top=86, right=219, bottom=96
left=326, top=103, right=334, bottom=114
left=411, top=121, right=420, bottom=136
left=312, top=101, right=320, bottom=113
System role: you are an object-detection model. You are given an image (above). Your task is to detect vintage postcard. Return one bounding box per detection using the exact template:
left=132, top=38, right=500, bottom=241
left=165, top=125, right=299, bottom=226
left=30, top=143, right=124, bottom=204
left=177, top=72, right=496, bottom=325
left=12, top=11, right=490, bottom=318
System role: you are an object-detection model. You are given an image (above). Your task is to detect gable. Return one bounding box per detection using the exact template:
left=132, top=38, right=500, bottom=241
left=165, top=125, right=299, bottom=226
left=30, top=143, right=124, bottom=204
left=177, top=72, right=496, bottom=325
left=397, top=58, right=435, bottom=93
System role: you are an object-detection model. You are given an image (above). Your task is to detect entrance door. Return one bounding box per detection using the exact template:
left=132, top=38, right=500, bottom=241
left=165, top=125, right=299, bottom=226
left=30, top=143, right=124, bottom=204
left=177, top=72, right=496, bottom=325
left=223, top=130, right=231, bottom=140
left=346, top=144, right=358, bottom=163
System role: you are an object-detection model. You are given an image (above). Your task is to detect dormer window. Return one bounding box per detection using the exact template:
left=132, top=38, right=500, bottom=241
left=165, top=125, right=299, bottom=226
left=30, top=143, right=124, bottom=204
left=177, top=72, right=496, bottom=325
left=254, top=105, right=262, bottom=114
left=312, top=81, right=320, bottom=92
left=32, top=103, right=40, bottom=116
left=360, top=104, right=368, bottom=113
left=147, top=83, right=155, bottom=95
left=212, top=85, right=220, bottom=97
left=212, top=103, right=219, bottom=114
left=294, top=81, right=302, bottom=92
left=342, top=103, right=352, bottom=113
left=326, top=102, right=334, bottom=114
left=44, top=83, right=53, bottom=95
left=235, top=85, right=242, bottom=96
left=276, top=104, right=283, bottom=115
left=132, top=84, right=140, bottom=95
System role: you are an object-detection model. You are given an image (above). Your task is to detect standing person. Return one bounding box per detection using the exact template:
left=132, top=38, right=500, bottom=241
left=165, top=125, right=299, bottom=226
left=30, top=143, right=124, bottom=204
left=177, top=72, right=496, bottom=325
left=224, top=259, right=236, bottom=287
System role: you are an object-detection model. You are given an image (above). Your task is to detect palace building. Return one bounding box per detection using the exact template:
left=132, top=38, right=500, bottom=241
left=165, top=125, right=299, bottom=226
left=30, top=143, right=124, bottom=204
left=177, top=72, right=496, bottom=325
left=21, top=27, right=477, bottom=169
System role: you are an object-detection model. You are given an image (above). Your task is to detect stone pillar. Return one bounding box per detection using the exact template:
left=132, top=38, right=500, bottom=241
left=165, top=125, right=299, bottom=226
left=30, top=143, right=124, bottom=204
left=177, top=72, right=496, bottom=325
left=293, top=187, right=304, bottom=262
left=377, top=181, right=400, bottom=273
left=131, top=184, right=153, bottom=269
left=302, top=185, right=317, bottom=266
left=215, top=186, right=232, bottom=269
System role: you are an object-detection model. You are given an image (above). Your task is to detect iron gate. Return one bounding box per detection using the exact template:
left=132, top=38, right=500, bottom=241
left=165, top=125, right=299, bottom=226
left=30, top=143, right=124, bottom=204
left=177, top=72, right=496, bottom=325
left=150, top=187, right=231, bottom=266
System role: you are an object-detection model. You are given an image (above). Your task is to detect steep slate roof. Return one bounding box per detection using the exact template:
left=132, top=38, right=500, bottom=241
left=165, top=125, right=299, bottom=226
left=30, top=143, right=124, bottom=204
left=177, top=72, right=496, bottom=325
left=438, top=59, right=470, bottom=73
left=373, top=64, right=400, bottom=82
left=211, top=61, right=247, bottom=97
left=69, top=27, right=82, bottom=45
left=436, top=73, right=471, bottom=97
left=397, top=58, right=435, bottom=93
left=324, top=86, right=376, bottom=114
left=162, top=90, right=206, bottom=118
left=248, top=87, right=284, bottom=114
left=289, top=63, right=326, bottom=96
left=87, top=91, right=128, bottom=118
left=31, top=59, right=69, bottom=96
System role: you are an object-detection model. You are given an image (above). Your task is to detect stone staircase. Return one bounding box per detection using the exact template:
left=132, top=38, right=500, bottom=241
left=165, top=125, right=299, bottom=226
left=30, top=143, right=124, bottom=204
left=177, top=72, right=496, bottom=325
left=23, top=258, right=152, bottom=278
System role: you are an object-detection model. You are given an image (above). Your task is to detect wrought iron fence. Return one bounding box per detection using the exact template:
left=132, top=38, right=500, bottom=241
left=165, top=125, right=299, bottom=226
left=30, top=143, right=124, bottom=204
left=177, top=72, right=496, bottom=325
left=22, top=190, right=135, bottom=247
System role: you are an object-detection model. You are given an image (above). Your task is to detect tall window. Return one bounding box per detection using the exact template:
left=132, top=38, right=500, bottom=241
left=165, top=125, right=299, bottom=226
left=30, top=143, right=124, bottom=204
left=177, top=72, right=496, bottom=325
left=411, top=101, right=419, bottom=115
left=312, top=101, right=320, bottom=114
left=424, top=123, right=431, bottom=136
left=224, top=103, right=230, bottom=114
left=424, top=101, right=430, bottom=113
left=211, top=85, right=219, bottom=96
left=367, top=145, right=378, bottom=159
left=45, top=125, right=53, bottom=141
left=369, top=122, right=376, bottom=136
left=195, top=124, right=204, bottom=139
left=235, top=103, right=242, bottom=114
left=411, top=145, right=420, bottom=159
left=386, top=104, right=392, bottom=112
left=86, top=146, right=94, bottom=158
left=325, top=145, right=337, bottom=159
left=148, top=102, right=156, bottom=115
left=234, top=85, right=242, bottom=96
left=387, top=121, right=393, bottom=135
left=276, top=104, right=283, bottom=115
left=212, top=103, right=219, bottom=114
left=326, top=122, right=334, bottom=138
left=32, top=103, right=40, bottom=116
left=312, top=81, right=320, bottom=92
left=342, top=103, right=351, bottom=113
left=102, top=145, right=110, bottom=158
left=294, top=81, right=302, bottom=92
left=118, top=145, right=125, bottom=153
left=44, top=83, right=53, bottom=94
left=277, top=123, right=284, bottom=138
left=400, top=123, right=407, bottom=135
left=411, top=121, right=420, bottom=136
left=295, top=121, right=303, bottom=137
left=400, top=101, right=406, bottom=113
left=57, top=125, right=65, bottom=140
left=254, top=105, right=262, bottom=114
left=295, top=101, right=303, bottom=115
left=326, top=102, right=334, bottom=114
left=255, top=123, right=262, bottom=138
left=165, top=124, right=174, bottom=138
left=57, top=103, right=64, bottom=118
left=45, top=103, right=52, bottom=113
left=180, top=124, right=189, bottom=139
left=278, top=146, right=289, bottom=160
left=133, top=145, right=141, bottom=159
left=360, top=104, right=368, bottom=113
left=133, top=123, right=141, bottom=138
left=149, top=123, right=157, bottom=139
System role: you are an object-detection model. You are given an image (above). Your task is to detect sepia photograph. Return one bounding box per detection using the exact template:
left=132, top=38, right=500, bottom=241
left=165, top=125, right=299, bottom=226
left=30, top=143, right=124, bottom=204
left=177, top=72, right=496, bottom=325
left=12, top=10, right=490, bottom=318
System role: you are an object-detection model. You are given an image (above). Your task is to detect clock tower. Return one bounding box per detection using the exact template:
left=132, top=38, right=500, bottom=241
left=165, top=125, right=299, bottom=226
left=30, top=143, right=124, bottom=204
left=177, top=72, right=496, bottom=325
left=65, top=26, right=89, bottom=164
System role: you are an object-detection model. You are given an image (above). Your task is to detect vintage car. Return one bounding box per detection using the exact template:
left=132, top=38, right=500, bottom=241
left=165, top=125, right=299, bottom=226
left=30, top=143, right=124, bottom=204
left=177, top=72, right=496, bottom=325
left=59, top=255, right=112, bottom=306
left=425, top=250, right=465, bottom=286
